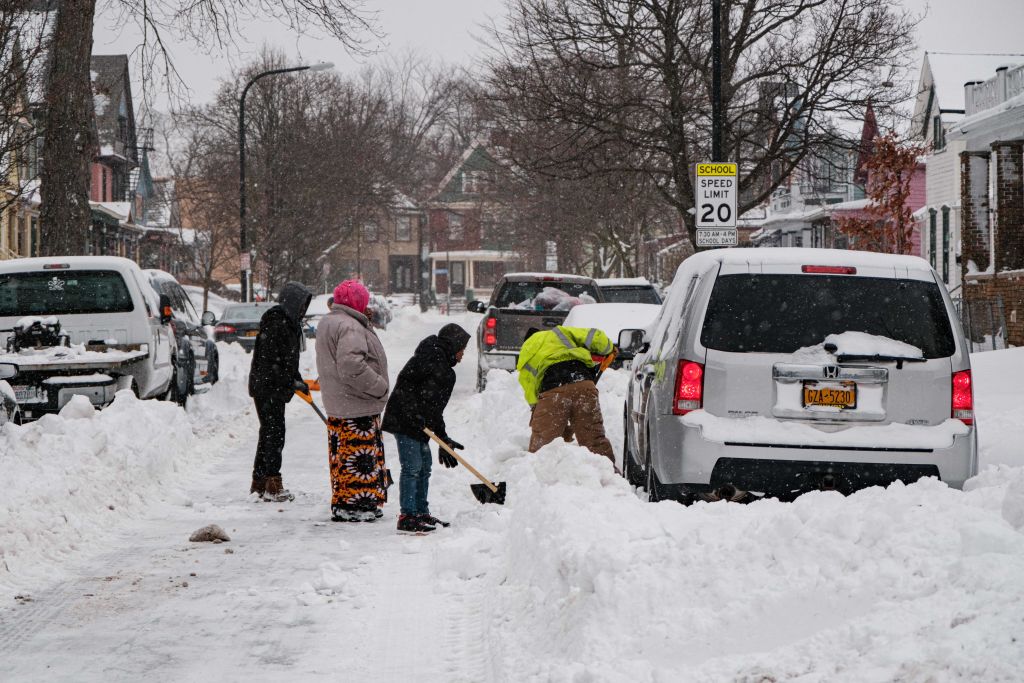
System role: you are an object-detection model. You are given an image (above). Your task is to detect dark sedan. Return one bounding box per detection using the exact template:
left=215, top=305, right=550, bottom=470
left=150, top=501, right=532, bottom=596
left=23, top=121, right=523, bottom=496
left=214, top=303, right=275, bottom=352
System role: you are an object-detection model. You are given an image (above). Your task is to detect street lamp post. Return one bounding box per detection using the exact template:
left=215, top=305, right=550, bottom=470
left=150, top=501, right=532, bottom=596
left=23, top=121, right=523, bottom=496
left=239, top=62, right=333, bottom=302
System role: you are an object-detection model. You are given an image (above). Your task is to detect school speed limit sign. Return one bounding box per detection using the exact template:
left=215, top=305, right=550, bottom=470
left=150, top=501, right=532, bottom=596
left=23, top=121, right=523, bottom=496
left=695, top=162, right=738, bottom=247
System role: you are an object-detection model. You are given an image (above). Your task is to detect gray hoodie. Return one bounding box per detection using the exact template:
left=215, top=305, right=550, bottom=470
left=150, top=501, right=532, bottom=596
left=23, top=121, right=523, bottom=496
left=315, top=303, right=389, bottom=418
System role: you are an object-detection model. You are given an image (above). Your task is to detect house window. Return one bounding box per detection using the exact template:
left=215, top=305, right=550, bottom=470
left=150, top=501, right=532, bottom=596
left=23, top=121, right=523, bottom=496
left=363, top=221, right=378, bottom=242
left=395, top=215, right=412, bottom=241
left=941, top=206, right=950, bottom=283
left=932, top=116, right=945, bottom=151
left=361, top=259, right=380, bottom=275
left=928, top=209, right=937, bottom=269
left=447, top=214, right=463, bottom=241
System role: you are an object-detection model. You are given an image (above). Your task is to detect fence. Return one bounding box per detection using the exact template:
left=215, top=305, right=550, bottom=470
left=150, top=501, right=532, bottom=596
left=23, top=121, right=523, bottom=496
left=953, top=296, right=1007, bottom=352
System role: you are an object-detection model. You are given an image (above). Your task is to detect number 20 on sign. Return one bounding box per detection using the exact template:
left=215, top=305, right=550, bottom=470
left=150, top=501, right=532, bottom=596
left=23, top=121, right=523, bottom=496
left=695, top=162, right=737, bottom=229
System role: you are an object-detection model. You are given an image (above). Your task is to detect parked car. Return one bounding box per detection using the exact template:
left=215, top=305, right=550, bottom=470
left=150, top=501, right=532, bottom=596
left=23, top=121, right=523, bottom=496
left=214, top=303, right=275, bottom=351
left=0, top=256, right=180, bottom=418
left=562, top=302, right=662, bottom=367
left=146, top=270, right=220, bottom=391
left=0, top=362, right=21, bottom=425
left=620, top=248, right=977, bottom=504
left=467, top=273, right=604, bottom=391
left=596, top=277, right=663, bottom=305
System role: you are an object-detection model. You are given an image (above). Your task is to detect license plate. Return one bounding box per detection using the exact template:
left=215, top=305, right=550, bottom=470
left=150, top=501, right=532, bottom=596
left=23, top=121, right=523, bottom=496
left=244, top=330, right=258, bottom=338
left=803, top=381, right=856, bottom=409
left=12, top=385, right=47, bottom=403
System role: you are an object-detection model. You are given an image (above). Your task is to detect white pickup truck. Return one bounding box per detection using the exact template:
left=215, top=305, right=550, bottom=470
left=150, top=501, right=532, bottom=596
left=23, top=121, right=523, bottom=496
left=0, top=256, right=182, bottom=420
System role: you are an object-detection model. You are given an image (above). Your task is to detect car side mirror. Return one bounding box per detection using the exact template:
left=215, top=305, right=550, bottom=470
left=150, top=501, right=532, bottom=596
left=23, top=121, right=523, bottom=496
left=0, top=362, right=18, bottom=380
left=467, top=300, right=487, bottom=314
left=158, top=294, right=174, bottom=324
left=201, top=311, right=216, bottom=326
left=618, top=328, right=647, bottom=355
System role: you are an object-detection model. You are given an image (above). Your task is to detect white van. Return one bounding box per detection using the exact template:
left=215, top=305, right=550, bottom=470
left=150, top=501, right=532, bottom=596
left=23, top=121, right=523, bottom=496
left=0, top=256, right=179, bottom=414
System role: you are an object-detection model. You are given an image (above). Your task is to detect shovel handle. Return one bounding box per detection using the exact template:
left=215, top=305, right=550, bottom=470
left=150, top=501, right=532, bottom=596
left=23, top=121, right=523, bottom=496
left=295, top=390, right=329, bottom=424
left=423, top=428, right=498, bottom=493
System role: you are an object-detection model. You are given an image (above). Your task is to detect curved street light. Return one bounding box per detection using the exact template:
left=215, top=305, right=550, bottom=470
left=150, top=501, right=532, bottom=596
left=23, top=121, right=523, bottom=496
left=238, top=62, right=334, bottom=301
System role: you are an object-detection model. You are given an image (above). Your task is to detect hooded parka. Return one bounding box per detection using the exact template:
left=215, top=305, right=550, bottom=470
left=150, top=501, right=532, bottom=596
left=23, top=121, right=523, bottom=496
left=248, top=282, right=312, bottom=402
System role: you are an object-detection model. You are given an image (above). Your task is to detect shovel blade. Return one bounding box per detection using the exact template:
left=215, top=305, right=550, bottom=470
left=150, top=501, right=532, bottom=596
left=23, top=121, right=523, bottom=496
left=470, top=481, right=506, bottom=505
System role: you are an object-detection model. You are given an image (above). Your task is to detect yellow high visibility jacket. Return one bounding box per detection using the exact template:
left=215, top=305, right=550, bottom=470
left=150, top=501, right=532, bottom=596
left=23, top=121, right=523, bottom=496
left=517, top=325, right=614, bottom=406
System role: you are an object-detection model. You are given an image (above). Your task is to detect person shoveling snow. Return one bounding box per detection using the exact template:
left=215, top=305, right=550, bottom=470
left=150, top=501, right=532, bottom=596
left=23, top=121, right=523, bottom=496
left=517, top=325, right=617, bottom=468
left=382, top=323, right=471, bottom=534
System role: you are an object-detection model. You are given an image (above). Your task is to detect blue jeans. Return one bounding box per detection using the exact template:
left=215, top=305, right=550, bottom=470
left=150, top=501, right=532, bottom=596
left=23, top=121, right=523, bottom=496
left=395, top=433, right=432, bottom=515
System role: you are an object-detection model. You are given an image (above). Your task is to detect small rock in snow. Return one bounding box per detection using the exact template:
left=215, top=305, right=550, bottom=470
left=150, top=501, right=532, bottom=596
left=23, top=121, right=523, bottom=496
left=224, top=548, right=234, bottom=554
left=189, top=524, right=231, bottom=543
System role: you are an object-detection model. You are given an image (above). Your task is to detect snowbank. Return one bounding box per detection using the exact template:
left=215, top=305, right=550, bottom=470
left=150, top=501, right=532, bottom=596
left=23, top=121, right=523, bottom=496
left=972, top=346, right=1024, bottom=468
left=0, top=342, right=253, bottom=599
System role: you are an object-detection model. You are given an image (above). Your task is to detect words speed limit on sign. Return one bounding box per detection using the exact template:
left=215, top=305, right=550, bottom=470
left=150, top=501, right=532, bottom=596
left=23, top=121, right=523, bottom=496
left=695, top=162, right=738, bottom=248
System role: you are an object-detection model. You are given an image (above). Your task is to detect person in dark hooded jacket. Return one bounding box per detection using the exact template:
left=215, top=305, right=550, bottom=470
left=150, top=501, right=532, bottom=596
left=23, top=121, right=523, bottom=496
left=382, top=323, right=471, bottom=534
left=248, top=281, right=313, bottom=501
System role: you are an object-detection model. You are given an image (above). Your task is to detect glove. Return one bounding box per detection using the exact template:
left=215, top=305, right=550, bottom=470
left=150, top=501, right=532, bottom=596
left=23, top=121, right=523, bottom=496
left=445, top=438, right=464, bottom=450
left=293, top=378, right=310, bottom=395
left=439, top=450, right=459, bottom=469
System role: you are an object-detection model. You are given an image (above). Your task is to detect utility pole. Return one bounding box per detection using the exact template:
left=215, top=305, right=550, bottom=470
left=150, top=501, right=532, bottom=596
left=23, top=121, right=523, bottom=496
left=711, top=0, right=723, bottom=162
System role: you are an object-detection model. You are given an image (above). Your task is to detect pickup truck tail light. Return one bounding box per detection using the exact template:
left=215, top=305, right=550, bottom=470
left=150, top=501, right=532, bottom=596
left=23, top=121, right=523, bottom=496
left=483, top=316, right=497, bottom=347
left=214, top=324, right=237, bottom=335
left=952, top=370, right=973, bottom=425
left=673, top=360, right=704, bottom=415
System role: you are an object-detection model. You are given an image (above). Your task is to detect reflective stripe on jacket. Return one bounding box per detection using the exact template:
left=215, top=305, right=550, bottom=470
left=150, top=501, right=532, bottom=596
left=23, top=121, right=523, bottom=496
left=516, top=325, right=613, bottom=406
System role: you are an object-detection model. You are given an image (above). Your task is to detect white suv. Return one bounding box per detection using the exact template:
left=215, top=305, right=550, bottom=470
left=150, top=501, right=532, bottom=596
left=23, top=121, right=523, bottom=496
left=620, top=248, right=977, bottom=503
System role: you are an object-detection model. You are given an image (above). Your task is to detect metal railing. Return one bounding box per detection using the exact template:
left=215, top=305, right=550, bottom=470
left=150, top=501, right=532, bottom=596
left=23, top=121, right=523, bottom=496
left=953, top=296, right=1007, bottom=352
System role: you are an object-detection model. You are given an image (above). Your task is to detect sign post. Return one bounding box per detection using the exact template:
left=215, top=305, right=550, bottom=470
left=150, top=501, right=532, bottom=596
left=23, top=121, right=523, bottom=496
left=695, top=162, right=738, bottom=248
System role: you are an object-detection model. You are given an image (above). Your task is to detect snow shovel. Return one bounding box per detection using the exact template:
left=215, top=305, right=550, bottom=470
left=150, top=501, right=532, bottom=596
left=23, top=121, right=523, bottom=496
left=423, top=427, right=506, bottom=505
left=295, top=389, right=329, bottom=424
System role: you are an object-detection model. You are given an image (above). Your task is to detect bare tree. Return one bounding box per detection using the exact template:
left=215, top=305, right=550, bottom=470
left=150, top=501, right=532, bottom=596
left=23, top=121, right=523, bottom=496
left=38, top=0, right=378, bottom=255
left=486, top=0, right=918, bottom=244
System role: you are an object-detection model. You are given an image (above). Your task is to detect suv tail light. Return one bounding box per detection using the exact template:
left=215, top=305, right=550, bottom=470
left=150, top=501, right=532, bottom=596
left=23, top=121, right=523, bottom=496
left=952, top=370, right=973, bottom=425
left=673, top=360, right=704, bottom=415
left=214, top=324, right=237, bottom=335
left=483, top=316, right=497, bottom=347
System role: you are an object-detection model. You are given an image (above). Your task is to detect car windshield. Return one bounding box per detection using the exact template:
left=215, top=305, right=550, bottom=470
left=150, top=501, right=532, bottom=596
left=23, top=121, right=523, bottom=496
left=494, top=281, right=599, bottom=308
left=221, top=304, right=274, bottom=323
left=700, top=274, right=956, bottom=359
left=600, top=286, right=662, bottom=305
left=0, top=270, right=134, bottom=317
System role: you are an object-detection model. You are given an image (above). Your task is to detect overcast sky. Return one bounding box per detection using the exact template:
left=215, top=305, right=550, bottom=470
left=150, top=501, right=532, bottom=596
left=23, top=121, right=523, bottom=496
left=92, top=0, right=1024, bottom=111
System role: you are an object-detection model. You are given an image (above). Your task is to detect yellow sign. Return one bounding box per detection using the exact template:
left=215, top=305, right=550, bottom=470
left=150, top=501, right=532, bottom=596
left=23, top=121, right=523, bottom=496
left=696, top=163, right=737, bottom=176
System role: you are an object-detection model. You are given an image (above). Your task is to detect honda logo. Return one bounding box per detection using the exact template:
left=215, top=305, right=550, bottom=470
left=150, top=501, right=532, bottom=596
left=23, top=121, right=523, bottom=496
left=823, top=365, right=840, bottom=379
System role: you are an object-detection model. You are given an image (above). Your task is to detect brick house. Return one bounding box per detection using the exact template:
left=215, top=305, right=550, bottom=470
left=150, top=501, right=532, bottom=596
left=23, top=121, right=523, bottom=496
left=912, top=53, right=1022, bottom=294
left=0, top=39, right=42, bottom=259
left=426, top=140, right=523, bottom=303
left=87, top=54, right=143, bottom=259
left=322, top=193, right=426, bottom=296
left=946, top=62, right=1024, bottom=346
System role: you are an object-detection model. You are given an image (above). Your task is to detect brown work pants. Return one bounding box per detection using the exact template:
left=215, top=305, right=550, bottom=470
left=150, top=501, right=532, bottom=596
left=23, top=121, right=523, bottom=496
left=529, top=380, right=615, bottom=465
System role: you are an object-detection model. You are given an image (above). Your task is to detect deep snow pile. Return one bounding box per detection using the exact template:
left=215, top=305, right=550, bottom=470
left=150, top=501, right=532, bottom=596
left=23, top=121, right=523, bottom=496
left=0, top=342, right=254, bottom=598
left=429, top=343, right=1024, bottom=682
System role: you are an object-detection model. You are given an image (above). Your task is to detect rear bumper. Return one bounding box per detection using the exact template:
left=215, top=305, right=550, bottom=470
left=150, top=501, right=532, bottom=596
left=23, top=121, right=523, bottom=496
left=651, top=414, right=978, bottom=494
left=479, top=351, right=518, bottom=372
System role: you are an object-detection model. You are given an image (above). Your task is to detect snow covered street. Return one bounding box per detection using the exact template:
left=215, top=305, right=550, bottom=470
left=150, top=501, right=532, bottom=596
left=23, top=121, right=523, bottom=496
left=2, top=308, right=1024, bottom=681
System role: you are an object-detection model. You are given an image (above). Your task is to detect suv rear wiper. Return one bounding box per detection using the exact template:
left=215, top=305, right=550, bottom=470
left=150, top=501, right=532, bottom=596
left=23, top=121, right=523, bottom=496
left=836, top=354, right=927, bottom=369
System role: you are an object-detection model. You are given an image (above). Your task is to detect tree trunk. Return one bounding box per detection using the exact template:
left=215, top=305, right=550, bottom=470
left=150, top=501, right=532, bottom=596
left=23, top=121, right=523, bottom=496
left=40, top=0, right=97, bottom=256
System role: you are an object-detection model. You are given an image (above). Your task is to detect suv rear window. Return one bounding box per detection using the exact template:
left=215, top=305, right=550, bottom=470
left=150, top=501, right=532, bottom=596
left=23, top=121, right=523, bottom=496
left=700, top=274, right=956, bottom=358
left=600, top=286, right=662, bottom=305
left=0, top=270, right=134, bottom=317
left=494, top=281, right=599, bottom=308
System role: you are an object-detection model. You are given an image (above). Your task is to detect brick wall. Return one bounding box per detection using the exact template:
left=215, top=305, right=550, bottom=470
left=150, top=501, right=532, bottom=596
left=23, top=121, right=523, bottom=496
left=993, top=142, right=1024, bottom=271
left=965, top=271, right=1024, bottom=346
left=960, top=151, right=991, bottom=274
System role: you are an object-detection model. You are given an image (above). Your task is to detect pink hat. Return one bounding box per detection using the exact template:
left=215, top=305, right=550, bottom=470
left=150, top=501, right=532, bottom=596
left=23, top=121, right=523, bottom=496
left=333, top=279, right=370, bottom=314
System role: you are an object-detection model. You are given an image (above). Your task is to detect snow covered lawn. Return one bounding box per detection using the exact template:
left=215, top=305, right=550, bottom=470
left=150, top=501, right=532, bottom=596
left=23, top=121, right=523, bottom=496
left=1, top=308, right=1022, bottom=681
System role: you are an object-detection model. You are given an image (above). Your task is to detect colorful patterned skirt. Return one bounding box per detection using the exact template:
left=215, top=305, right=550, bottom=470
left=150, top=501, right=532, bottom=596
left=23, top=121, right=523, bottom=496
left=327, top=415, right=390, bottom=510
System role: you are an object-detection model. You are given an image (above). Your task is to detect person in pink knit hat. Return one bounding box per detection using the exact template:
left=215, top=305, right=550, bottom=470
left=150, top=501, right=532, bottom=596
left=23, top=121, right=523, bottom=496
left=315, top=279, right=391, bottom=522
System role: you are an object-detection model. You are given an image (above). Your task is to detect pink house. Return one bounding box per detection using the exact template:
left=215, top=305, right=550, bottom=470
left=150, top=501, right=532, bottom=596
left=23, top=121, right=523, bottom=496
left=829, top=159, right=926, bottom=255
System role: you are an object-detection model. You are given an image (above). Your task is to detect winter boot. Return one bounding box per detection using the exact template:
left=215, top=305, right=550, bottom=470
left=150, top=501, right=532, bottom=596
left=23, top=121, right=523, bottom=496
left=397, top=514, right=435, bottom=534
left=331, top=506, right=360, bottom=522
left=355, top=508, right=380, bottom=523
left=418, top=514, right=448, bottom=528
left=250, top=477, right=267, bottom=497
left=263, top=475, right=294, bottom=502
